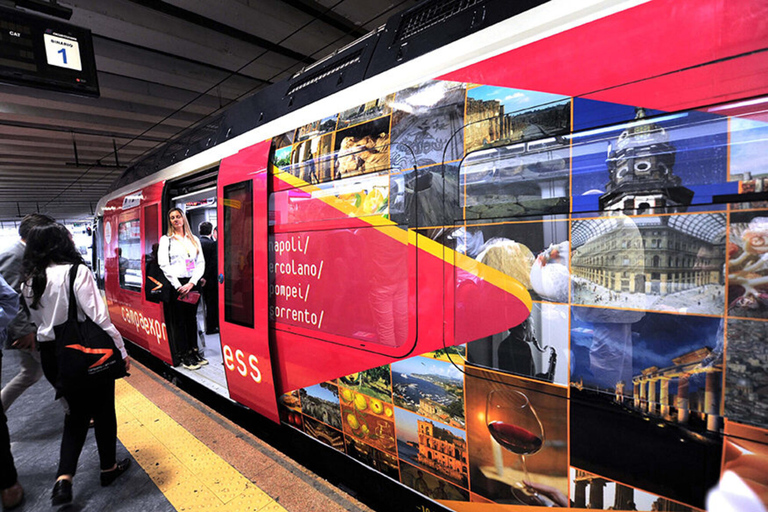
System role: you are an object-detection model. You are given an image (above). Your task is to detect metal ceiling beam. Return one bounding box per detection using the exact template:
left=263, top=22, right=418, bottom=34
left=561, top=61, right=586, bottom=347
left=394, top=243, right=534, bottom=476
left=127, top=0, right=317, bottom=64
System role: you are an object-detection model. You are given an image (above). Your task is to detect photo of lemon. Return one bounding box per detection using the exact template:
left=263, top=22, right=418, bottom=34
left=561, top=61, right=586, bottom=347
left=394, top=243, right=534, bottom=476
left=370, top=399, right=384, bottom=415
left=354, top=393, right=368, bottom=411
left=346, top=413, right=359, bottom=430
left=340, top=388, right=353, bottom=403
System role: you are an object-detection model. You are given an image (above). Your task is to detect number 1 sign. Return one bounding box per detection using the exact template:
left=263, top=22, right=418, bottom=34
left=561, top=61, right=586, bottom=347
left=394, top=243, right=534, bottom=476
left=43, top=33, right=82, bottom=71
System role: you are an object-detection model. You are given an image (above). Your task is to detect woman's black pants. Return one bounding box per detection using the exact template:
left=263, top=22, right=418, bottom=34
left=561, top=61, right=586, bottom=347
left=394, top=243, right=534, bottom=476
left=164, top=277, right=199, bottom=363
left=40, top=343, right=117, bottom=477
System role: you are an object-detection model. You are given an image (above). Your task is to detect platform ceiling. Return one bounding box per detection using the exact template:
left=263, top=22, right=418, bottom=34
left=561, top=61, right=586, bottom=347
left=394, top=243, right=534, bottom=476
left=0, top=0, right=421, bottom=223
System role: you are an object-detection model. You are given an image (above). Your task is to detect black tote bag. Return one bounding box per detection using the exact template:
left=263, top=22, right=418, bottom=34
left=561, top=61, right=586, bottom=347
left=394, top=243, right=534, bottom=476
left=54, top=264, right=126, bottom=390
left=145, top=237, right=172, bottom=303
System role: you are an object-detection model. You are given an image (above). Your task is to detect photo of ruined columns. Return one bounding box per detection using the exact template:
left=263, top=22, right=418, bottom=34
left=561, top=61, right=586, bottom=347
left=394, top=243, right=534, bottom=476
left=570, top=308, right=723, bottom=508
left=571, top=213, right=726, bottom=315
left=570, top=468, right=702, bottom=511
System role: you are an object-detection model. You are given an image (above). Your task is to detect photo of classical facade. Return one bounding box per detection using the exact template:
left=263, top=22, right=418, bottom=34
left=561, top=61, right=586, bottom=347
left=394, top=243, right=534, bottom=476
left=571, top=213, right=725, bottom=315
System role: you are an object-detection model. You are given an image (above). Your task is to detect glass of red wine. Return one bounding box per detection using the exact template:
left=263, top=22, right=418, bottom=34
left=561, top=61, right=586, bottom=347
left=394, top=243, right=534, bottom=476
left=486, top=388, right=545, bottom=502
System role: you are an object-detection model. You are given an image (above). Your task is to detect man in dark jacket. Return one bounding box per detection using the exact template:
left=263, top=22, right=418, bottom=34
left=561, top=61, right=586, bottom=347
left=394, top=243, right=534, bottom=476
left=198, top=222, right=218, bottom=334
left=0, top=214, right=55, bottom=410
left=0, top=273, right=22, bottom=508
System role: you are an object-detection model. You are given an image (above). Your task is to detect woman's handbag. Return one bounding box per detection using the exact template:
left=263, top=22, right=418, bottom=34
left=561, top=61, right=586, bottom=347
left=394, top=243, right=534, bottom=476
left=54, top=264, right=127, bottom=389
left=145, top=237, right=172, bottom=303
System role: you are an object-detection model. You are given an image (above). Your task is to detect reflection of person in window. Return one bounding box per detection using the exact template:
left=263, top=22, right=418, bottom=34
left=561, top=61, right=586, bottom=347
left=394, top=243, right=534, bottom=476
left=366, top=229, right=408, bottom=348
left=116, top=248, right=127, bottom=288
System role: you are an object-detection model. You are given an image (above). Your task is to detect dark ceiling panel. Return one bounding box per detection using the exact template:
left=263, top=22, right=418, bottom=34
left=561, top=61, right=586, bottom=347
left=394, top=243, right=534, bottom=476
left=0, top=0, right=409, bottom=221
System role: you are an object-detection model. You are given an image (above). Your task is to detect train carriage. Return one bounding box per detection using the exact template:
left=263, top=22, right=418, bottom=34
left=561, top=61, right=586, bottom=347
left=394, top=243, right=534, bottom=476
left=95, top=0, right=768, bottom=510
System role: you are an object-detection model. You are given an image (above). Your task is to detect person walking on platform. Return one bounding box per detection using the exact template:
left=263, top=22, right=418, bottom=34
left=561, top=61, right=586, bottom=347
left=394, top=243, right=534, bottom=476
left=198, top=221, right=218, bottom=335
left=22, top=223, right=132, bottom=506
left=159, top=208, right=208, bottom=370
left=0, top=214, right=55, bottom=411
left=0, top=274, right=22, bottom=509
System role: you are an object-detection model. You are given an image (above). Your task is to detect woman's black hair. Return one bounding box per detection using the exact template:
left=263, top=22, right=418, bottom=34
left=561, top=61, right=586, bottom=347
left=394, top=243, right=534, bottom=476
left=23, top=223, right=84, bottom=309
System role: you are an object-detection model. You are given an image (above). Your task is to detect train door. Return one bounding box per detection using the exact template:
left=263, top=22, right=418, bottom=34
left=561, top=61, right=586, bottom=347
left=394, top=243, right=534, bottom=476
left=164, top=168, right=232, bottom=397
left=217, top=141, right=279, bottom=422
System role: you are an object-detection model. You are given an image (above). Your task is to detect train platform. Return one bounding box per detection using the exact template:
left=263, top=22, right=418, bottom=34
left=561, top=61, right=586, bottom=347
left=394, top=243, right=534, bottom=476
left=1, top=347, right=376, bottom=512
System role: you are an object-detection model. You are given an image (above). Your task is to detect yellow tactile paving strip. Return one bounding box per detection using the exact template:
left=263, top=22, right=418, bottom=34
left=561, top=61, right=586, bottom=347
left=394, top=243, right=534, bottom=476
left=114, top=379, right=287, bottom=512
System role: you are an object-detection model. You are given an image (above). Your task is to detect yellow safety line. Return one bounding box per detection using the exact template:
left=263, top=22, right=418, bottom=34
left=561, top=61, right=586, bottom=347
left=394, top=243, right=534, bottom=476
left=114, top=379, right=287, bottom=512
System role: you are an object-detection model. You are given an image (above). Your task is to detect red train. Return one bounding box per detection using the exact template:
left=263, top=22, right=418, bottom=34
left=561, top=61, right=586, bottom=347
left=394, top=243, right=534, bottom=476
left=95, top=0, right=768, bottom=510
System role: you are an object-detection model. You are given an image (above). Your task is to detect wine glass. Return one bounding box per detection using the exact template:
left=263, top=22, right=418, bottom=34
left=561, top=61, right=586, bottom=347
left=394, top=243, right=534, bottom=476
left=486, top=388, right=545, bottom=502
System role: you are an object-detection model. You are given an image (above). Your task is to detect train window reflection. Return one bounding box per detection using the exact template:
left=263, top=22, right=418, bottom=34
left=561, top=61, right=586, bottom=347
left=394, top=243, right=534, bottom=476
left=117, top=218, right=142, bottom=291
left=223, top=181, right=254, bottom=328
left=460, top=137, right=570, bottom=219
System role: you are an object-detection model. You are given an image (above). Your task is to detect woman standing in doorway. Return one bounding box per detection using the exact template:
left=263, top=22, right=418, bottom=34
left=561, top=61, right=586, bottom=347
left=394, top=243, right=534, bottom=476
left=158, top=208, right=208, bottom=370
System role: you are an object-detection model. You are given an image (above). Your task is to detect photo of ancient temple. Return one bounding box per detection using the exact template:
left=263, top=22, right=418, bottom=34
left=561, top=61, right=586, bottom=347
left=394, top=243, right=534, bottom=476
left=570, top=469, right=701, bottom=511
left=570, top=308, right=723, bottom=508
left=461, top=87, right=571, bottom=218
left=571, top=213, right=726, bottom=315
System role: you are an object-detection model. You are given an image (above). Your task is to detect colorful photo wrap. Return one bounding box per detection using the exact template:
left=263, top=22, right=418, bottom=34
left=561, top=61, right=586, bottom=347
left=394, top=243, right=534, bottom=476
left=337, top=365, right=393, bottom=404
left=464, top=86, right=570, bottom=155
left=278, top=403, right=304, bottom=431
left=296, top=114, right=338, bottom=142
left=399, top=461, right=469, bottom=502
left=333, top=117, right=391, bottom=179
left=279, top=390, right=301, bottom=412
left=462, top=87, right=570, bottom=219
left=722, top=421, right=768, bottom=508
left=570, top=467, right=704, bottom=511
left=303, top=416, right=344, bottom=451
left=298, top=382, right=342, bottom=430
left=729, top=115, right=768, bottom=183
left=457, top=216, right=569, bottom=303
left=728, top=211, right=768, bottom=318
left=464, top=365, right=567, bottom=505
left=421, top=344, right=466, bottom=366
left=287, top=133, right=335, bottom=184
left=570, top=106, right=729, bottom=214
left=273, top=145, right=292, bottom=170
left=725, top=319, right=768, bottom=430
left=466, top=301, right=569, bottom=386
left=391, top=356, right=465, bottom=429
left=339, top=386, right=397, bottom=455
left=394, top=407, right=468, bottom=489
left=571, top=213, right=726, bottom=316
left=390, top=80, right=466, bottom=168
left=273, top=129, right=296, bottom=150
left=570, top=307, right=723, bottom=508
left=337, top=94, right=394, bottom=129
left=344, top=435, right=401, bottom=481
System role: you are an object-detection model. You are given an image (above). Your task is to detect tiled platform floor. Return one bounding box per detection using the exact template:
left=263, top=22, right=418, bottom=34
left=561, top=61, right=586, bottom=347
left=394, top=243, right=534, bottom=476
left=1, top=348, right=374, bottom=512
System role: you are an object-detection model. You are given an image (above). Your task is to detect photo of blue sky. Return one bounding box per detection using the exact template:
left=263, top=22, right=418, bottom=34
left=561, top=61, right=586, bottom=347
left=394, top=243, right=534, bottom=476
left=304, top=382, right=339, bottom=403
left=730, top=116, right=768, bottom=180
left=467, top=85, right=569, bottom=115
left=394, top=407, right=467, bottom=445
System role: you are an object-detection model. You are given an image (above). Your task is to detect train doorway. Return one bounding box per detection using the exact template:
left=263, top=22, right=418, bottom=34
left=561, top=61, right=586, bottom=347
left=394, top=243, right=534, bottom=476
left=165, top=169, right=229, bottom=397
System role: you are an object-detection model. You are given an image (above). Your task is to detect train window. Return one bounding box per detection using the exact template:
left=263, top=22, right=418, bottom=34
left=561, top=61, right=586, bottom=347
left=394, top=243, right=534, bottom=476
left=223, top=180, right=254, bottom=328
left=143, top=204, right=159, bottom=289
left=117, top=218, right=142, bottom=291
left=460, top=137, right=571, bottom=219
left=276, top=116, right=392, bottom=184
